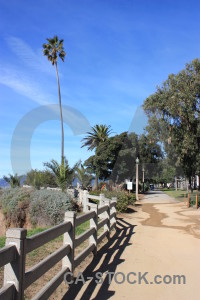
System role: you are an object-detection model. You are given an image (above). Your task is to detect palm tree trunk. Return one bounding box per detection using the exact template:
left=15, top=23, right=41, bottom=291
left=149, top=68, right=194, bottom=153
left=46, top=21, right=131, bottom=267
left=55, top=62, right=64, bottom=162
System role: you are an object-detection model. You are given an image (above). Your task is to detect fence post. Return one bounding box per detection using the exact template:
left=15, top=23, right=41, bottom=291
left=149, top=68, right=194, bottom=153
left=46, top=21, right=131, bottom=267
left=62, top=211, right=76, bottom=274
left=83, top=190, right=89, bottom=212
left=99, top=193, right=105, bottom=219
left=89, top=204, right=98, bottom=255
left=4, top=228, right=27, bottom=300
left=104, top=199, right=111, bottom=240
left=187, top=193, right=190, bottom=208
left=111, top=197, right=117, bottom=230
left=99, top=193, right=105, bottom=206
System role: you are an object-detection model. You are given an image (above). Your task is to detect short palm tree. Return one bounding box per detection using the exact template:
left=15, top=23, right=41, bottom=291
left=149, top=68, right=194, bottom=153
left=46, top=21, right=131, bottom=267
left=3, top=174, right=21, bottom=188
left=75, top=161, right=93, bottom=189
left=42, top=36, right=66, bottom=174
left=81, top=124, right=112, bottom=150
left=81, top=124, right=112, bottom=189
left=44, top=159, right=76, bottom=192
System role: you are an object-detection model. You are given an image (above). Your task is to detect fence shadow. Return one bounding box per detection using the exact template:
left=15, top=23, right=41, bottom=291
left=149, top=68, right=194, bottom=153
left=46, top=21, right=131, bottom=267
left=62, top=217, right=136, bottom=300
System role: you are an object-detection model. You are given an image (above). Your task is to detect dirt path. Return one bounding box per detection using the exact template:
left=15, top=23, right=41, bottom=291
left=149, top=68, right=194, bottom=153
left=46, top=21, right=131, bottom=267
left=64, top=191, right=200, bottom=300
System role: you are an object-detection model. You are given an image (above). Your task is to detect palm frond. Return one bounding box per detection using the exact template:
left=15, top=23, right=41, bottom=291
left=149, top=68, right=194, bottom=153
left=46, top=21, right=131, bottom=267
left=43, top=35, right=66, bottom=66
left=81, top=124, right=112, bottom=151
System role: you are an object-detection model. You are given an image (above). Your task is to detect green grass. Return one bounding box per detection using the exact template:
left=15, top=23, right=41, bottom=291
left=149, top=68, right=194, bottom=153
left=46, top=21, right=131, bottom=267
left=0, top=221, right=90, bottom=249
left=163, top=189, right=200, bottom=204
left=76, top=220, right=89, bottom=236
left=27, top=227, right=48, bottom=237
left=163, top=189, right=187, bottom=200
left=0, top=236, right=5, bottom=248
left=0, top=228, right=47, bottom=249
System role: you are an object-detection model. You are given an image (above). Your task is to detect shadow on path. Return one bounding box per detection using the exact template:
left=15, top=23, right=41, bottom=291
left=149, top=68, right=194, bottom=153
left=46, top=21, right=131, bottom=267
left=62, top=218, right=136, bottom=300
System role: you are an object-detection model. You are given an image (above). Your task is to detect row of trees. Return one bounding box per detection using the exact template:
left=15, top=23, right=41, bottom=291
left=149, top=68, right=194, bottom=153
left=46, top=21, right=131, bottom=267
left=4, top=36, right=199, bottom=191
left=3, top=127, right=163, bottom=190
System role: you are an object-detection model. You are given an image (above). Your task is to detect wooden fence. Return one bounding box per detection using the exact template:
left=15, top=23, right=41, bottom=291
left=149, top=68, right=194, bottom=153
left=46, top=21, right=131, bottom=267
left=0, top=195, right=117, bottom=300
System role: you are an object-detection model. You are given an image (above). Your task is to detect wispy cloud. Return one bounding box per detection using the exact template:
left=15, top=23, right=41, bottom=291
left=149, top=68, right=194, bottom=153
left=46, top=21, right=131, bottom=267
left=0, top=65, right=53, bottom=105
left=6, top=36, right=54, bottom=76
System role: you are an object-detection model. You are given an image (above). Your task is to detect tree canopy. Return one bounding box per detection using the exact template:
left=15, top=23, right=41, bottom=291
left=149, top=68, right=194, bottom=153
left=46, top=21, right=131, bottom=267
left=143, top=59, right=200, bottom=179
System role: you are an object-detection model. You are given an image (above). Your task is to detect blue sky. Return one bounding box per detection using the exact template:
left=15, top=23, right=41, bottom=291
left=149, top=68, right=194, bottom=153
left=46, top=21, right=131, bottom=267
left=0, top=0, right=200, bottom=177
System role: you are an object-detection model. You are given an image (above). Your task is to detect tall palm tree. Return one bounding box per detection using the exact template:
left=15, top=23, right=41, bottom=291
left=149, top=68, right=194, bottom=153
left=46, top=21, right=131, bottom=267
left=42, top=36, right=66, bottom=168
left=81, top=124, right=112, bottom=189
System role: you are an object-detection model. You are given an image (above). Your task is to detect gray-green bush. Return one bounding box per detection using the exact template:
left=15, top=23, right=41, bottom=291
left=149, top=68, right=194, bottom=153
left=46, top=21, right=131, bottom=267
left=0, top=188, right=31, bottom=227
left=30, top=189, right=73, bottom=226
left=0, top=188, right=75, bottom=228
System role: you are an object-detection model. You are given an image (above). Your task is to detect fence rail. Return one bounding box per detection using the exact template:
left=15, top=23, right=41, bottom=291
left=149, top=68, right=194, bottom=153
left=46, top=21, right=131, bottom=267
left=0, top=195, right=117, bottom=300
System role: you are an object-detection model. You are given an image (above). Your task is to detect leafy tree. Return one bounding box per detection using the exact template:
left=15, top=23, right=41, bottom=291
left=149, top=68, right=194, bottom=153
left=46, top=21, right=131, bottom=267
left=81, top=124, right=112, bottom=189
left=159, top=161, right=176, bottom=186
left=43, top=36, right=66, bottom=178
left=110, top=132, right=138, bottom=183
left=84, top=131, right=163, bottom=186
left=137, top=134, right=163, bottom=181
left=44, top=159, right=76, bottom=192
left=143, top=59, right=200, bottom=182
left=91, top=132, right=128, bottom=182
left=3, top=173, right=21, bottom=188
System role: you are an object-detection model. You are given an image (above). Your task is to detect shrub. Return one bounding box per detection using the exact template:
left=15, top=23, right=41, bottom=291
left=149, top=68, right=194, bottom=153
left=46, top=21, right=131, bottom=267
left=89, top=190, right=136, bottom=213
left=25, top=169, right=57, bottom=189
left=104, top=190, right=136, bottom=212
left=0, top=188, right=31, bottom=227
left=30, top=189, right=73, bottom=226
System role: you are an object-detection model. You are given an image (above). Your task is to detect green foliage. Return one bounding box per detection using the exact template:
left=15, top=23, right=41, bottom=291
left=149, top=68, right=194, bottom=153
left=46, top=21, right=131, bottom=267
left=43, top=36, right=66, bottom=66
left=81, top=124, right=112, bottom=190
left=143, top=58, right=200, bottom=178
left=0, top=236, right=6, bottom=248
left=81, top=124, right=112, bottom=151
left=0, top=228, right=47, bottom=249
left=3, top=173, right=21, bottom=188
left=25, top=169, right=57, bottom=189
left=89, top=190, right=136, bottom=213
left=75, top=220, right=89, bottom=236
left=89, top=190, right=101, bottom=196
left=0, top=188, right=31, bottom=227
left=85, top=131, right=163, bottom=184
left=104, top=190, right=136, bottom=212
left=0, top=188, right=75, bottom=228
left=44, top=158, right=76, bottom=191
left=75, top=161, right=93, bottom=188
left=30, top=189, right=73, bottom=226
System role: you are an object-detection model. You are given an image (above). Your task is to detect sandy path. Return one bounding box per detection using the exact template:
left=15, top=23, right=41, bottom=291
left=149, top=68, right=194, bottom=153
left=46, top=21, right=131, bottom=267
left=109, top=191, right=200, bottom=300
left=63, top=191, right=200, bottom=300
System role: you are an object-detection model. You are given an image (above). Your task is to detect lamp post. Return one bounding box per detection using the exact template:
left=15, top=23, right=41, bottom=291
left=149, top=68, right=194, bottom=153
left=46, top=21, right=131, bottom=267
left=136, top=157, right=139, bottom=200
left=142, top=166, right=145, bottom=193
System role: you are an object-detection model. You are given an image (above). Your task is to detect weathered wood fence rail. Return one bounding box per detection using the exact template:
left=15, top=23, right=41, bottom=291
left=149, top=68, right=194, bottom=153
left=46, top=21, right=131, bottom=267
left=0, top=194, right=117, bottom=300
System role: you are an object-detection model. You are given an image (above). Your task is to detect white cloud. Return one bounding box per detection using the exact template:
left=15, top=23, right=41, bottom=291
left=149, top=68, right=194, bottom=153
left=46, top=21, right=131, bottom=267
left=0, top=65, right=53, bottom=105
left=6, top=36, right=54, bottom=76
